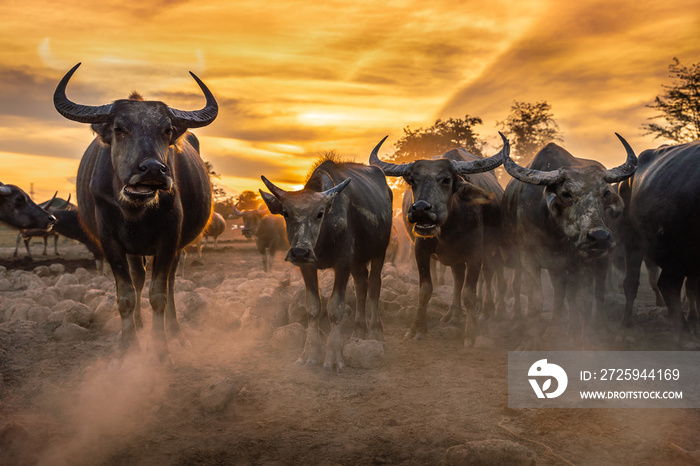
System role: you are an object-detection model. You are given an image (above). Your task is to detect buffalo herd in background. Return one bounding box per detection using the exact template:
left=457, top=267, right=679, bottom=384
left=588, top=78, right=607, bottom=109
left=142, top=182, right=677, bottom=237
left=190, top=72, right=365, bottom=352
left=1, top=63, right=699, bottom=369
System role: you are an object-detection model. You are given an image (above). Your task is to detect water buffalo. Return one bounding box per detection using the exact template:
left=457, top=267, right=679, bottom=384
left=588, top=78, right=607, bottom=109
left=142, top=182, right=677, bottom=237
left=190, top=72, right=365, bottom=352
left=619, top=140, right=700, bottom=342
left=260, top=156, right=392, bottom=371
left=14, top=194, right=68, bottom=258
left=196, top=211, right=226, bottom=257
left=502, top=134, right=637, bottom=343
left=370, top=135, right=507, bottom=345
left=0, top=182, right=55, bottom=234
left=15, top=197, right=106, bottom=273
left=231, top=203, right=288, bottom=272
left=53, top=63, right=218, bottom=361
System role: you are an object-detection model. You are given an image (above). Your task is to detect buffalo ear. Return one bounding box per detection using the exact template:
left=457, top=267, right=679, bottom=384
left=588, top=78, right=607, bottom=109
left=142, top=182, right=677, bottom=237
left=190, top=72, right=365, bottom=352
left=91, top=123, right=112, bottom=144
left=456, top=180, right=493, bottom=205
left=545, top=186, right=563, bottom=217
left=259, top=190, right=283, bottom=215
left=170, top=125, right=188, bottom=145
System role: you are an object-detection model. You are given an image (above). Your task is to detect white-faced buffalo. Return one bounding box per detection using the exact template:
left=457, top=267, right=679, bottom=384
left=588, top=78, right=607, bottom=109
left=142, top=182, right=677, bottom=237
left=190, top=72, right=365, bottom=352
left=231, top=203, right=288, bottom=272
left=502, top=134, right=637, bottom=343
left=53, top=63, right=218, bottom=361
left=0, top=182, right=56, bottom=235
left=260, top=156, right=392, bottom=371
left=619, top=140, right=700, bottom=342
left=196, top=212, right=226, bottom=257
left=370, top=134, right=508, bottom=346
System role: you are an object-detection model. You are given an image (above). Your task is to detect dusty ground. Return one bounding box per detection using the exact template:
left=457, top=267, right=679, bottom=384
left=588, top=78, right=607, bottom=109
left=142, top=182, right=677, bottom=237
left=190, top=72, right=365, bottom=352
left=0, top=228, right=699, bottom=466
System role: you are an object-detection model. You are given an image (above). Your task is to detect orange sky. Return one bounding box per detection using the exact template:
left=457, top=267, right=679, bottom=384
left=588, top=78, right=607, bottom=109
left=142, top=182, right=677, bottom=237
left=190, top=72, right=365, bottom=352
left=1, top=0, right=699, bottom=202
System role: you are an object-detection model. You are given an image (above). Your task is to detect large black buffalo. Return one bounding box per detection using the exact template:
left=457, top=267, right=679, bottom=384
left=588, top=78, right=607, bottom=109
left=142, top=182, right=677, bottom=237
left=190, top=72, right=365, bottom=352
left=260, top=156, right=392, bottom=371
left=53, top=63, right=218, bottom=361
left=502, top=134, right=637, bottom=343
left=231, top=203, right=288, bottom=272
left=370, top=134, right=507, bottom=346
left=0, top=182, right=55, bottom=232
left=619, top=140, right=700, bottom=342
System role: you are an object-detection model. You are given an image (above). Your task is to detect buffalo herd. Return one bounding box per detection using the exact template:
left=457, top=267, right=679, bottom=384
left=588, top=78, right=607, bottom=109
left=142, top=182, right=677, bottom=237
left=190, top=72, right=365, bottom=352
left=2, top=63, right=699, bottom=368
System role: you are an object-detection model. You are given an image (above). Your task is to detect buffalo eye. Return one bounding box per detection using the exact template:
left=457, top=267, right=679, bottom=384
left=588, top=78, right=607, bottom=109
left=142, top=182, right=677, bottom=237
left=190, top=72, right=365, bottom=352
left=441, top=176, right=451, bottom=185
left=163, top=126, right=173, bottom=137
left=316, top=209, right=324, bottom=220
left=113, top=124, right=126, bottom=135
left=560, top=191, right=572, bottom=200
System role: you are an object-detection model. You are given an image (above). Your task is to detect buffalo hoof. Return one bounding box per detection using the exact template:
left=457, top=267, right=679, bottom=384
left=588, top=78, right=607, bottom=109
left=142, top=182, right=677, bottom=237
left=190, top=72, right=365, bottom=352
left=323, top=361, right=345, bottom=372
left=403, top=332, right=424, bottom=342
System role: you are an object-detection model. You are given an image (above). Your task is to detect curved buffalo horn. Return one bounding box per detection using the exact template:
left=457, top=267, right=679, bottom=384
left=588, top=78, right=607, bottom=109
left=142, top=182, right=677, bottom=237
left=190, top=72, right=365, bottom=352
left=368, top=136, right=414, bottom=177
left=54, top=63, right=114, bottom=124
left=451, top=132, right=508, bottom=174
left=321, top=178, right=351, bottom=199
left=167, top=72, right=219, bottom=128
left=44, top=191, right=59, bottom=209
left=603, top=133, right=638, bottom=183
left=503, top=145, right=562, bottom=186
left=65, top=193, right=72, bottom=206
left=261, top=176, right=288, bottom=199
left=231, top=202, right=245, bottom=217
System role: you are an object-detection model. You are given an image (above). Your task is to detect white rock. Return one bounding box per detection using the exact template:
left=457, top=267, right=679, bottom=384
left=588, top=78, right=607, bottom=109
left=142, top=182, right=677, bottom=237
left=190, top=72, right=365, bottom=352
left=53, top=322, right=90, bottom=341
left=55, top=274, right=79, bottom=287
left=269, top=323, right=305, bottom=351
left=48, top=263, right=66, bottom=275
left=343, top=338, right=385, bottom=369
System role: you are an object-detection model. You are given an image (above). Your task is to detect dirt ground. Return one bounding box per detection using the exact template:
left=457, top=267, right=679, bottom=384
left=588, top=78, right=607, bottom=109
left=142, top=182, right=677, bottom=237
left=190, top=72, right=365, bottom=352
left=1, top=229, right=699, bottom=466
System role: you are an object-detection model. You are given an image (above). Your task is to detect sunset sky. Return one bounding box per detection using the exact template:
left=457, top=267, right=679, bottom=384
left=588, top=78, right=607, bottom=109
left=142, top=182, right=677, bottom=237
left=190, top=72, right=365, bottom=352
left=1, top=0, right=698, bottom=202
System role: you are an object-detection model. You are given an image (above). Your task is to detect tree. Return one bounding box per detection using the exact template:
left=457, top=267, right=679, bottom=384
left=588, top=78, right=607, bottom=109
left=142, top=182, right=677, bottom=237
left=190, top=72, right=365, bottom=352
left=236, top=190, right=261, bottom=210
left=391, top=115, right=485, bottom=163
left=642, top=57, right=700, bottom=143
left=498, top=100, right=562, bottom=165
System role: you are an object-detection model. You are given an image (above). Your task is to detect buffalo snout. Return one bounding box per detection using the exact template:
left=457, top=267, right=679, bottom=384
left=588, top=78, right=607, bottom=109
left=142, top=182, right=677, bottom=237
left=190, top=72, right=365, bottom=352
left=585, top=228, right=613, bottom=252
left=138, top=158, right=168, bottom=176
left=286, top=247, right=316, bottom=264
left=408, top=200, right=437, bottom=223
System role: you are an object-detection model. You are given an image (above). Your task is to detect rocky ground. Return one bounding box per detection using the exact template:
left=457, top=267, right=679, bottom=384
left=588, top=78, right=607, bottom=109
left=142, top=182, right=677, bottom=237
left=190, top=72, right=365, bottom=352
left=0, top=235, right=699, bottom=466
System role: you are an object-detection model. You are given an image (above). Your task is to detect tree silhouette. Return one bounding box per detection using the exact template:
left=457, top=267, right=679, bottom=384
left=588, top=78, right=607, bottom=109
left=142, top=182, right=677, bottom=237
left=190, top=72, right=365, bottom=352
left=642, top=57, right=700, bottom=143
left=390, top=115, right=485, bottom=163
left=498, top=101, right=562, bottom=165
left=236, top=190, right=261, bottom=210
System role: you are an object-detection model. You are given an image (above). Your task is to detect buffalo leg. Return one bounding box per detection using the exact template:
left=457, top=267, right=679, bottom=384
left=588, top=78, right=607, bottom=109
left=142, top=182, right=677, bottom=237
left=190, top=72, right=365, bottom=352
left=101, top=236, right=139, bottom=351
left=298, top=265, right=322, bottom=366
left=440, top=262, right=465, bottom=325
left=149, top=248, right=178, bottom=363
left=42, top=237, right=48, bottom=255
left=657, top=269, right=690, bottom=340
left=53, top=234, right=60, bottom=255
left=324, top=265, right=350, bottom=371
left=13, top=233, right=21, bottom=258
left=686, top=277, right=700, bottom=334
left=463, top=256, right=481, bottom=346
left=594, top=258, right=610, bottom=329
left=405, top=239, right=434, bottom=341
left=127, top=255, right=146, bottom=330
left=268, top=245, right=277, bottom=273
left=23, top=237, right=32, bottom=259
left=257, top=239, right=269, bottom=272
left=367, top=254, right=386, bottom=342
left=645, top=259, right=664, bottom=307
left=621, top=245, right=644, bottom=329
left=165, top=251, right=188, bottom=346
left=351, top=263, right=369, bottom=339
